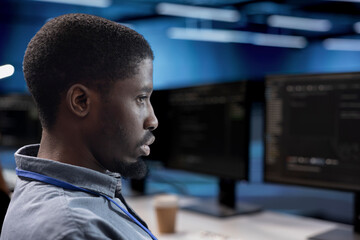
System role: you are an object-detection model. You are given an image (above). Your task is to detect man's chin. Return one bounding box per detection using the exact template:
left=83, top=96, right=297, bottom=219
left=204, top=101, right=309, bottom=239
left=116, top=158, right=148, bottom=179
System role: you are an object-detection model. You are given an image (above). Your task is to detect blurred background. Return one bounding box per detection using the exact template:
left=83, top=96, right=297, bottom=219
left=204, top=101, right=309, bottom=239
left=1, top=0, right=359, bottom=227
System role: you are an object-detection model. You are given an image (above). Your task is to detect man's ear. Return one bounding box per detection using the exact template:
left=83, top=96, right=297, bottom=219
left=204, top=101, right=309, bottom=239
left=66, top=84, right=91, bottom=118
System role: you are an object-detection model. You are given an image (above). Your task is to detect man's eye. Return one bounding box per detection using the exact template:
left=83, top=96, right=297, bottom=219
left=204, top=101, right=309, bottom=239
left=137, top=96, right=147, bottom=103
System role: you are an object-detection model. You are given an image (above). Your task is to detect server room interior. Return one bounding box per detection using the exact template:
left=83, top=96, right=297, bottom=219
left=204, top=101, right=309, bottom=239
left=0, top=0, right=360, bottom=238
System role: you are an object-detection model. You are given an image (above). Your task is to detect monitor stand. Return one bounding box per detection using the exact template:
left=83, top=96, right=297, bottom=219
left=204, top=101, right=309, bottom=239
left=125, top=176, right=162, bottom=197
left=182, top=178, right=261, bottom=218
left=128, top=178, right=147, bottom=196
left=309, top=192, right=360, bottom=240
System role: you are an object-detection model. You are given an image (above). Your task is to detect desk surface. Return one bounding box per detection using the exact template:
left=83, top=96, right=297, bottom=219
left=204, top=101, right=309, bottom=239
left=127, top=195, right=351, bottom=240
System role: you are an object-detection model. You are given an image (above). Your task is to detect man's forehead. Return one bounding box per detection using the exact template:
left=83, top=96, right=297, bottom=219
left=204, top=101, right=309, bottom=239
left=112, top=74, right=153, bottom=93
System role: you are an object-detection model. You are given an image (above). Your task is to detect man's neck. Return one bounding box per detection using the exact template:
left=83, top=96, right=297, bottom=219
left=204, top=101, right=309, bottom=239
left=38, top=129, right=106, bottom=173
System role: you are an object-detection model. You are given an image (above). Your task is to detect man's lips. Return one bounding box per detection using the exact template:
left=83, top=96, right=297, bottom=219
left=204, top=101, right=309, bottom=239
left=146, top=136, right=155, bottom=146
left=140, top=136, right=155, bottom=156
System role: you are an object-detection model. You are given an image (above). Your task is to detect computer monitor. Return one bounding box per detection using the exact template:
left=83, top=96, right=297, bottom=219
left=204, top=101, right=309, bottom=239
left=0, top=94, right=41, bottom=148
left=159, top=81, right=261, bottom=217
left=265, top=72, right=360, bottom=240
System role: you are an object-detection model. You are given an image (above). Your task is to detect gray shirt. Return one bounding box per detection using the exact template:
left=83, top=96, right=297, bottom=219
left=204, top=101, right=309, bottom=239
left=1, top=144, right=155, bottom=240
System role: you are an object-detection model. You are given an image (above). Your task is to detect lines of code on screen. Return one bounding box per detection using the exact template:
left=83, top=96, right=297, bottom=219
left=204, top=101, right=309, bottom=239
left=265, top=72, right=360, bottom=191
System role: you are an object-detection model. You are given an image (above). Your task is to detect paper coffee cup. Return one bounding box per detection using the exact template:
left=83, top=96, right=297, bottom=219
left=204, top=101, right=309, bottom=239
left=153, top=194, right=178, bottom=234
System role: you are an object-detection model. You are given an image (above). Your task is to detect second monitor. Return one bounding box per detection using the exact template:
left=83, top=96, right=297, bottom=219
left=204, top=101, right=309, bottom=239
left=265, top=72, right=360, bottom=239
left=153, top=81, right=260, bottom=217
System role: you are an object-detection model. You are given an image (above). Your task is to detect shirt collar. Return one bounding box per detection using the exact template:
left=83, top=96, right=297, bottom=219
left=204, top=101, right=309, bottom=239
left=15, top=144, right=120, bottom=198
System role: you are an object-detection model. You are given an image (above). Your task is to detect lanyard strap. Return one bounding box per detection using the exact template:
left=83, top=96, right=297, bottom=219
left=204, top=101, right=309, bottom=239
left=16, top=168, right=158, bottom=240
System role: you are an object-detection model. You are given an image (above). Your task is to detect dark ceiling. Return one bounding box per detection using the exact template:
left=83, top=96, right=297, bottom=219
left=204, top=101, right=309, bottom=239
left=2, top=0, right=360, bottom=41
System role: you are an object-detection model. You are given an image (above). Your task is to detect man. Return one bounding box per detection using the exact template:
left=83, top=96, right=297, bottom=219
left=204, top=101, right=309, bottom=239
left=1, top=13, right=158, bottom=240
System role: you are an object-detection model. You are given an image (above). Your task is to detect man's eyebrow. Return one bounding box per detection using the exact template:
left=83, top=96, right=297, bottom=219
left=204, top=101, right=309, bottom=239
left=140, top=87, right=153, bottom=93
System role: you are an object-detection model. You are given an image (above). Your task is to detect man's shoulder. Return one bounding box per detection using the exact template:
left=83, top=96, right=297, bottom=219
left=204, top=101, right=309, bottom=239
left=1, top=180, right=79, bottom=239
left=6, top=179, right=106, bottom=224
left=1, top=180, right=129, bottom=240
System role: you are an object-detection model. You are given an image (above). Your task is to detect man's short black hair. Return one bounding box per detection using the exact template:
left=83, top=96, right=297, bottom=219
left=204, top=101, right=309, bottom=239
left=23, top=13, right=154, bottom=129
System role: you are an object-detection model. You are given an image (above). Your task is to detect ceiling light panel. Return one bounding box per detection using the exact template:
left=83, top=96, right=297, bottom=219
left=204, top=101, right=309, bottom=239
left=268, top=15, right=332, bottom=32
left=323, top=38, right=360, bottom=51
left=34, top=0, right=112, bottom=8
left=156, top=3, right=240, bottom=22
